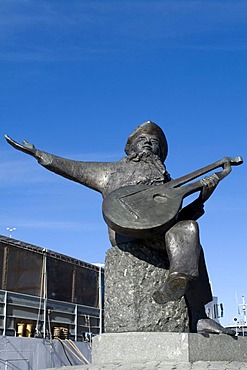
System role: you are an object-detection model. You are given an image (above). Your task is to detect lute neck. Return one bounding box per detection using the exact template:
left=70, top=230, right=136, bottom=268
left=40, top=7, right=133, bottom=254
left=171, top=156, right=243, bottom=189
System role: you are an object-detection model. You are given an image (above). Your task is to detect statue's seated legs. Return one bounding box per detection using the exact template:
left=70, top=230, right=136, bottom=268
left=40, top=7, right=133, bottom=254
left=152, top=220, right=235, bottom=335
left=153, top=220, right=200, bottom=304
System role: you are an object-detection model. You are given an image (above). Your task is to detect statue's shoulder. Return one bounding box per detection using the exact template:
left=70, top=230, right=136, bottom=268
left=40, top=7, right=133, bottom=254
left=119, top=157, right=128, bottom=164
left=116, top=157, right=137, bottom=169
left=109, top=157, right=129, bottom=167
left=102, top=158, right=129, bottom=179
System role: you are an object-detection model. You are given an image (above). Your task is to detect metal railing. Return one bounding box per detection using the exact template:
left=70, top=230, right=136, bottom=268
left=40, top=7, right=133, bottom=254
left=0, top=289, right=103, bottom=341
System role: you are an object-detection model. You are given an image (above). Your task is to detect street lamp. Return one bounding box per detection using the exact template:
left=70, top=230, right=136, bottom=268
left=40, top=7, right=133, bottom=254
left=6, top=227, right=16, bottom=238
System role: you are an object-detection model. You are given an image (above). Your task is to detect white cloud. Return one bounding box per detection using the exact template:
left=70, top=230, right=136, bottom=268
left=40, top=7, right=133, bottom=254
left=0, top=0, right=246, bottom=62
left=0, top=156, right=53, bottom=186
left=1, top=219, right=105, bottom=231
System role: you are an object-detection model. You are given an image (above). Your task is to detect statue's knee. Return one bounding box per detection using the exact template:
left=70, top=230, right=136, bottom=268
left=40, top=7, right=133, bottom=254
left=165, top=220, right=201, bottom=273
left=165, top=221, right=200, bottom=251
left=167, top=220, right=198, bottom=238
left=181, top=220, right=199, bottom=235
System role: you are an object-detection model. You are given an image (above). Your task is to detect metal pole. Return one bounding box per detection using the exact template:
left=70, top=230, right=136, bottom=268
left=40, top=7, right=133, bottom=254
left=3, top=291, right=7, bottom=336
left=75, top=304, right=78, bottom=341
left=242, top=294, right=247, bottom=324
left=43, top=249, right=48, bottom=339
left=98, top=266, right=102, bottom=335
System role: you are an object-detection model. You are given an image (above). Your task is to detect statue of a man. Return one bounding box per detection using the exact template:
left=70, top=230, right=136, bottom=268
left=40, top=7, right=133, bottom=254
left=5, top=121, right=234, bottom=334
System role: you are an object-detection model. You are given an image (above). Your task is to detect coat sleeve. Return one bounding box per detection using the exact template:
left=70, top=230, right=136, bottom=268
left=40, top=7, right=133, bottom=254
left=36, top=150, right=113, bottom=194
left=177, top=198, right=205, bottom=221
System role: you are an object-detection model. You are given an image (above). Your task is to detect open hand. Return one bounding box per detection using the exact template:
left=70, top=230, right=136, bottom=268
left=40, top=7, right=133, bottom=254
left=5, top=135, right=37, bottom=157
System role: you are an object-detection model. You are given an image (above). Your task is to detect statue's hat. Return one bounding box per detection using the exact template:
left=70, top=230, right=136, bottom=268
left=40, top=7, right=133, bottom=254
left=125, top=121, right=168, bottom=161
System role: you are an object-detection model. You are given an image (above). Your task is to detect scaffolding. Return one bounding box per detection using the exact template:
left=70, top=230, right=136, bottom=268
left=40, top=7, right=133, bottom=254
left=0, top=235, right=104, bottom=341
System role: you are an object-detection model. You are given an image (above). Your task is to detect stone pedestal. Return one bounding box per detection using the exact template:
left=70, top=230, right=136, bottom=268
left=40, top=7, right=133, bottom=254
left=104, top=244, right=189, bottom=333
left=92, top=332, right=247, bottom=365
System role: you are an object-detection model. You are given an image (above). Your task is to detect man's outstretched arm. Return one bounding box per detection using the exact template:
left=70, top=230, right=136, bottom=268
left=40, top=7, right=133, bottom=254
left=5, top=135, right=110, bottom=194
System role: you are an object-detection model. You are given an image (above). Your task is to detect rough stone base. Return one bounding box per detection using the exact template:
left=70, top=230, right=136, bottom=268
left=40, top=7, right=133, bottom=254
left=92, top=332, right=247, bottom=365
left=104, top=244, right=189, bottom=333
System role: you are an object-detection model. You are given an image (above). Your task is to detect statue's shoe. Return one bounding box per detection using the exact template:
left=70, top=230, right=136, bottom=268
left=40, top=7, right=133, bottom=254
left=197, top=318, right=236, bottom=336
left=152, top=274, right=188, bottom=304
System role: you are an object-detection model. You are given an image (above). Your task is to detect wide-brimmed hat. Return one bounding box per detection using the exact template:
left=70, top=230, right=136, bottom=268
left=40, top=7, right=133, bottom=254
left=125, top=121, right=168, bottom=161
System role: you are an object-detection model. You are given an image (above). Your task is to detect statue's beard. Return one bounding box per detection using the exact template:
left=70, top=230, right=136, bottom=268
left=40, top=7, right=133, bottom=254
left=126, top=150, right=167, bottom=175
left=127, top=150, right=160, bottom=162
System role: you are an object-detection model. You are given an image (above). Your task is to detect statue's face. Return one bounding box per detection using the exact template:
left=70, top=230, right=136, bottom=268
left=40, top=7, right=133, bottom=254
left=132, top=134, right=161, bottom=157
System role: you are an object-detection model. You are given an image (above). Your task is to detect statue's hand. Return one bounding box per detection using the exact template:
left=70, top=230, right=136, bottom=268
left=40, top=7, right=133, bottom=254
left=5, top=135, right=37, bottom=157
left=200, top=173, right=219, bottom=202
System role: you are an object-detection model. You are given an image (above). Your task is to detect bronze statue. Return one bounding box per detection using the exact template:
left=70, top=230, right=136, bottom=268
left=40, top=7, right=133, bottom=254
left=5, top=121, right=242, bottom=335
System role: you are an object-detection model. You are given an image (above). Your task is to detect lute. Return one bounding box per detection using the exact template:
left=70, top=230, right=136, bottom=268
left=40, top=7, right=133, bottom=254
left=102, top=156, right=243, bottom=239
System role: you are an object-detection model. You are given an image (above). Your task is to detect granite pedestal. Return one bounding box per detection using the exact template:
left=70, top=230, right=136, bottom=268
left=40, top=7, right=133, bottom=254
left=104, top=244, right=189, bottom=333
left=92, top=332, right=247, bottom=365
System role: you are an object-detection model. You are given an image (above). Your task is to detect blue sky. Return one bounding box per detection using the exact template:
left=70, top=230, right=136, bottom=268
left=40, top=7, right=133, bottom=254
left=0, top=0, right=246, bottom=326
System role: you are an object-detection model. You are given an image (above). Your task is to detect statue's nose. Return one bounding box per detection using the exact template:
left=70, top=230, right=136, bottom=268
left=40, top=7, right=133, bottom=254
left=144, top=138, right=151, bottom=144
